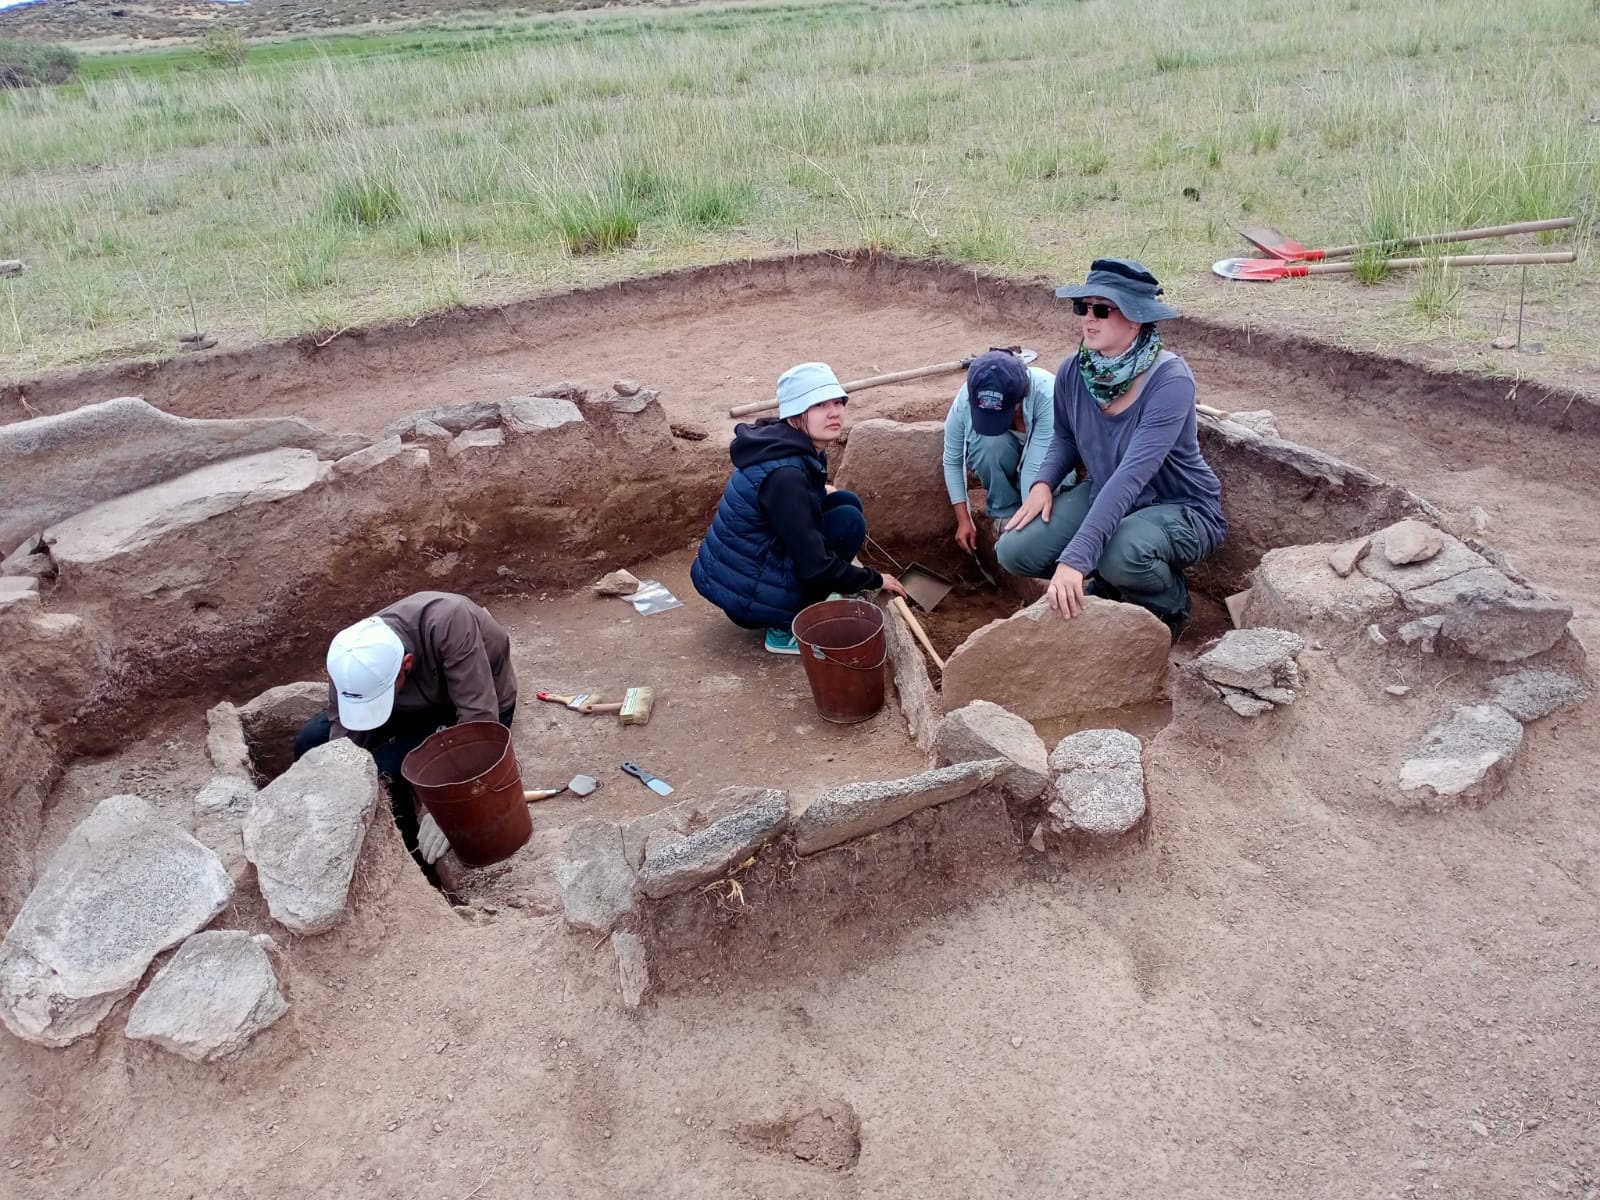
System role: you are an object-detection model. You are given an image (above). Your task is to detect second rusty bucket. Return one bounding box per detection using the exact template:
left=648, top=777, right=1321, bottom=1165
left=400, top=721, right=531, bottom=867
left=790, top=597, right=887, bottom=724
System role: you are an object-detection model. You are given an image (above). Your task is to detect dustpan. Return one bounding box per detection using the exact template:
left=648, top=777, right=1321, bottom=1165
left=900, top=563, right=954, bottom=612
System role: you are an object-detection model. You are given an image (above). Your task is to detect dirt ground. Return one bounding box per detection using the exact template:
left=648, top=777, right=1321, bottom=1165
left=4, top=268, right=1600, bottom=1199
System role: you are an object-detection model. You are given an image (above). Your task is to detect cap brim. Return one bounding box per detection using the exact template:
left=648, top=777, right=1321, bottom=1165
left=969, top=406, right=1016, bottom=437
left=337, top=686, right=396, bottom=732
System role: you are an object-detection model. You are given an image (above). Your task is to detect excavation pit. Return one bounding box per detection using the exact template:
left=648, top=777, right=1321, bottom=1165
left=2, top=255, right=1595, bottom=1199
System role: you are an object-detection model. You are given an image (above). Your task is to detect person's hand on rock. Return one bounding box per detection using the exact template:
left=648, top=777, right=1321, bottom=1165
left=1047, top=564, right=1087, bottom=619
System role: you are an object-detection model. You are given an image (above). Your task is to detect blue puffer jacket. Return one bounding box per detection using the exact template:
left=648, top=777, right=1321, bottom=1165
left=691, top=423, right=826, bottom=629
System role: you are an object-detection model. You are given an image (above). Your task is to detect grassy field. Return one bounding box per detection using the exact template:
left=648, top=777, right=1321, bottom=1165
left=1, top=0, right=1596, bottom=379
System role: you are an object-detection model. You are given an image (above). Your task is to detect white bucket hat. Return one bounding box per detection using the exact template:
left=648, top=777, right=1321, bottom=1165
left=775, top=362, right=848, bottom=419
left=327, top=616, right=405, bottom=731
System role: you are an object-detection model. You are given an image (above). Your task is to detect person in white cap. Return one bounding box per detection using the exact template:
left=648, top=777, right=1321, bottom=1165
left=292, top=590, right=517, bottom=859
left=691, top=361, right=906, bottom=654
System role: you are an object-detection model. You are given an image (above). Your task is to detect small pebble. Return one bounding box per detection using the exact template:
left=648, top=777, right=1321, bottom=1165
left=1010, top=1035, right=1023, bottom=1049
left=1385, top=685, right=1411, bottom=697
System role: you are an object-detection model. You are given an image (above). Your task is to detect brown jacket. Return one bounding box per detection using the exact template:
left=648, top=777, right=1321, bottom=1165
left=328, top=592, right=517, bottom=745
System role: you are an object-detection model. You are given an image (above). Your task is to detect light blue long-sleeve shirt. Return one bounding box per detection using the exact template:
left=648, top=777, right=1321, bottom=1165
left=942, top=365, right=1058, bottom=518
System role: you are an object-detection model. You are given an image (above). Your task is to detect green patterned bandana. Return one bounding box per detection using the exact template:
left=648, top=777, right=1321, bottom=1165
left=1079, top=324, right=1163, bottom=409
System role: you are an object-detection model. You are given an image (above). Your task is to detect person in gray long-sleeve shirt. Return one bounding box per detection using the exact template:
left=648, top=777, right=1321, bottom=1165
left=1006, top=259, right=1226, bottom=638
left=292, top=591, right=518, bottom=857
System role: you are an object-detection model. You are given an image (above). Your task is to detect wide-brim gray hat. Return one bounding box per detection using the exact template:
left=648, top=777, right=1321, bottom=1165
left=1055, top=257, right=1180, bottom=322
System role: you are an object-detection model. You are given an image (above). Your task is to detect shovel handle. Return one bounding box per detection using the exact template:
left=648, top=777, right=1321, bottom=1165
left=728, top=359, right=972, bottom=418
left=1300, top=251, right=1577, bottom=276
left=890, top=596, right=946, bottom=672
left=1315, top=217, right=1576, bottom=262
left=524, top=788, right=566, bottom=802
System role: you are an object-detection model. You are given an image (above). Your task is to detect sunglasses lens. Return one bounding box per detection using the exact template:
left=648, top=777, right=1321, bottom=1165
left=1072, top=300, right=1115, bottom=319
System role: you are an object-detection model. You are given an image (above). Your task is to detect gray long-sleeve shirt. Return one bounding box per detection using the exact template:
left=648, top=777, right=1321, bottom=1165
left=327, top=591, right=517, bottom=745
left=1034, top=352, right=1227, bottom=575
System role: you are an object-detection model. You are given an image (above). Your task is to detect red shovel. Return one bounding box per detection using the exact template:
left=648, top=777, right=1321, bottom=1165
left=1234, top=216, right=1575, bottom=263
left=1213, top=250, right=1576, bottom=282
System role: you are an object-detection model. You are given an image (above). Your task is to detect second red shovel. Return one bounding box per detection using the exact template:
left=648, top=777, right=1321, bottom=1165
left=1213, top=250, right=1576, bottom=282
left=1234, top=216, right=1575, bottom=263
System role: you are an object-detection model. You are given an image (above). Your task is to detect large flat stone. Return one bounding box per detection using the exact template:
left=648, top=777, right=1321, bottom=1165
left=1397, top=704, right=1523, bottom=810
left=501, top=395, right=585, bottom=434
left=1358, top=524, right=1490, bottom=593
left=1245, top=543, right=1398, bottom=630
left=1488, top=669, right=1591, bottom=722
left=205, top=700, right=254, bottom=779
left=1401, top=566, right=1526, bottom=613
left=242, top=740, right=381, bottom=935
left=238, top=680, right=327, bottom=780
left=45, top=449, right=331, bottom=567
left=793, top=759, right=1006, bottom=855
left=385, top=401, right=502, bottom=437
left=0, top=795, right=233, bottom=1047
left=0, top=396, right=361, bottom=550
left=124, top=931, right=287, bottom=1062
left=932, top=700, right=1049, bottom=805
left=941, top=597, right=1170, bottom=720
left=558, top=820, right=637, bottom=934
left=883, top=596, right=944, bottom=750
left=1046, top=729, right=1146, bottom=839
left=331, top=435, right=406, bottom=477
left=638, top=788, right=789, bottom=899
left=833, top=419, right=950, bottom=548
left=1193, top=628, right=1304, bottom=693
left=1439, top=592, right=1573, bottom=663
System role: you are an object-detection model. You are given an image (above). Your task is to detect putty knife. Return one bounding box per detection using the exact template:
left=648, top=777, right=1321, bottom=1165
left=621, top=761, right=674, bottom=796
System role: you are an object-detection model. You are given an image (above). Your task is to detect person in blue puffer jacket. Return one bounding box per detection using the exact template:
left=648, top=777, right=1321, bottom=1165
left=692, top=362, right=908, bottom=655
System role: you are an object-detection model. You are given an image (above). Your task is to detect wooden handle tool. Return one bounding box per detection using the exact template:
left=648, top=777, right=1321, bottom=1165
left=890, top=596, right=945, bottom=671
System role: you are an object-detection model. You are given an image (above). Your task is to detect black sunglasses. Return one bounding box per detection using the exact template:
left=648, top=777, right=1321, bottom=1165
left=1071, top=299, right=1119, bottom=319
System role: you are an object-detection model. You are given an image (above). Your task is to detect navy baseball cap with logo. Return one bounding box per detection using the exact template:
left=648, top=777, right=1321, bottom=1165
left=965, top=349, right=1031, bottom=437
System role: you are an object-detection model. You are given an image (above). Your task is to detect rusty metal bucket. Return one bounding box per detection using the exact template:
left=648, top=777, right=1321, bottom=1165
left=791, top=598, right=887, bottom=724
left=400, top=721, right=531, bottom=867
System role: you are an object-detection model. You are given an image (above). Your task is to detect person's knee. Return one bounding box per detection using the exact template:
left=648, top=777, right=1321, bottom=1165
left=821, top=502, right=867, bottom=552
left=292, top=712, right=332, bottom=762
left=995, top=529, right=1051, bottom=580
left=823, top=488, right=864, bottom=513
left=370, top=739, right=409, bottom=785
left=1098, top=528, right=1166, bottom=591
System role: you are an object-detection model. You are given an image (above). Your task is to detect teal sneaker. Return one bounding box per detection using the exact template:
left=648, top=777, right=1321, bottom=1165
left=764, top=627, right=801, bottom=655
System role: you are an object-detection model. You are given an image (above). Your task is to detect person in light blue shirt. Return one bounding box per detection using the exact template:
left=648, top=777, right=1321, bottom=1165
left=942, top=349, right=1076, bottom=578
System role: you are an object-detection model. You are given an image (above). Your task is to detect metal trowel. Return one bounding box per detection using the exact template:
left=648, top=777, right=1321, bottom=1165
left=525, top=774, right=600, bottom=803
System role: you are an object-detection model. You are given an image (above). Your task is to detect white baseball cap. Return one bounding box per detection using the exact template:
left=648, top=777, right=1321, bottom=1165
left=327, top=617, right=406, bottom=731
left=775, top=362, right=848, bottom=419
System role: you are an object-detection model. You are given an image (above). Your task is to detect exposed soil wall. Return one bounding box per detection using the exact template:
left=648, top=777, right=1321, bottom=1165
left=0, top=392, right=720, bottom=919
left=6, top=253, right=1597, bottom=440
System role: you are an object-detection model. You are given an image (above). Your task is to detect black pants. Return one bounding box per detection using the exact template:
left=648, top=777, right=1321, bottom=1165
left=292, top=705, right=516, bottom=859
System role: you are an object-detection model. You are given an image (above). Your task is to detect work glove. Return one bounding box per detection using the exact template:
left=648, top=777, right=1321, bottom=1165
left=416, top=812, right=450, bottom=865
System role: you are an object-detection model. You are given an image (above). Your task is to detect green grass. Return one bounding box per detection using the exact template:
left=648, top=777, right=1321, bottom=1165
left=1, top=0, right=1596, bottom=374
